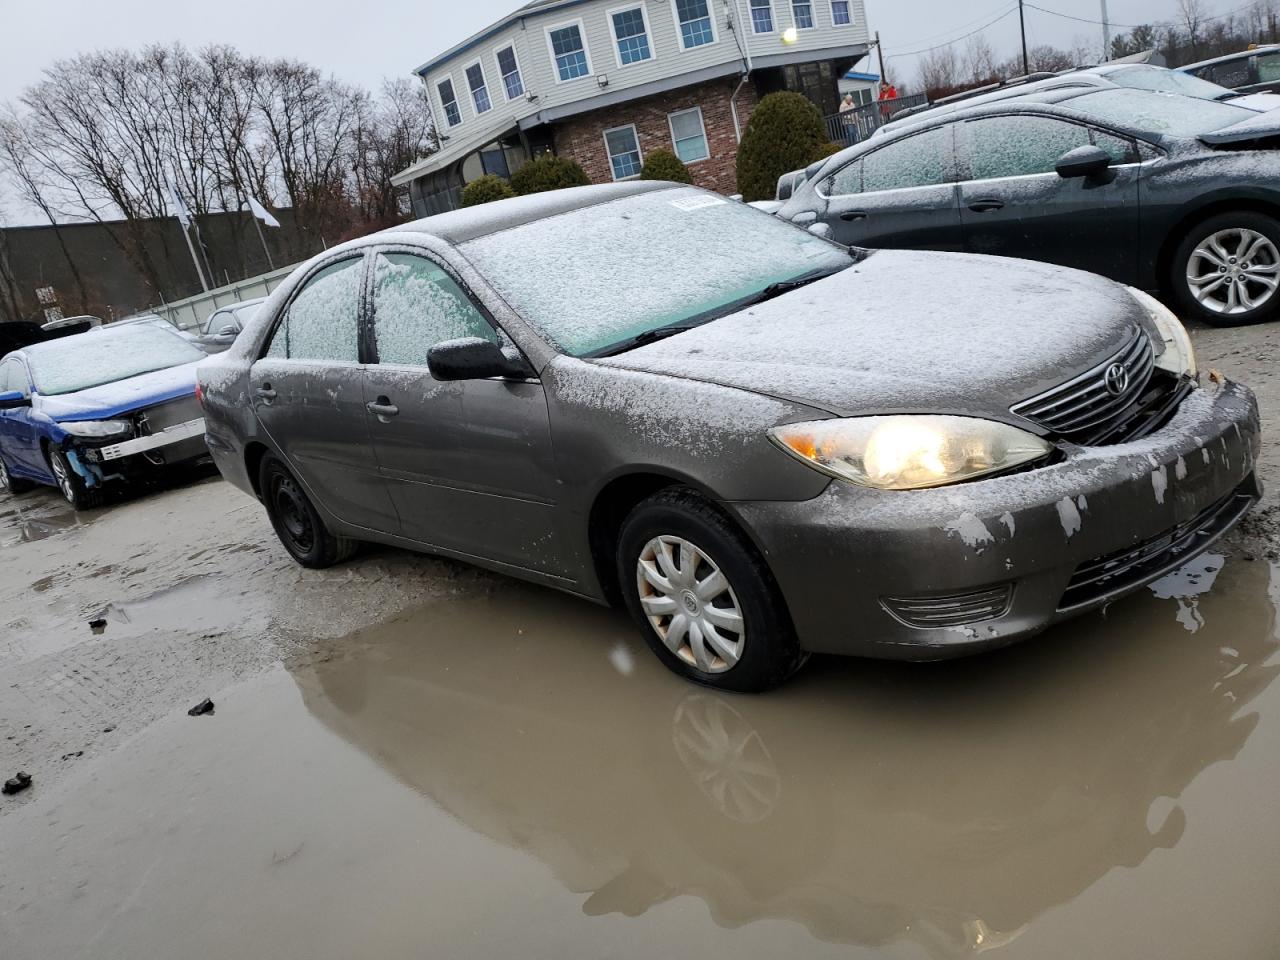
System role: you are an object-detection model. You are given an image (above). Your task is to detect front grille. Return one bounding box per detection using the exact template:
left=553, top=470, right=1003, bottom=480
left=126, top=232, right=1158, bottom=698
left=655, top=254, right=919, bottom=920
left=1058, top=484, right=1255, bottom=611
left=1012, top=328, right=1178, bottom=445
left=136, top=395, right=202, bottom=435
left=881, top=583, right=1013, bottom=628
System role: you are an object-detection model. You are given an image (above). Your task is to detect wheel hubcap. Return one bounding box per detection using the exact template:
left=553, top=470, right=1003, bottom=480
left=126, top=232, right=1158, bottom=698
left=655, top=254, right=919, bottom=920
left=636, top=535, right=745, bottom=674
left=1187, top=228, right=1280, bottom=315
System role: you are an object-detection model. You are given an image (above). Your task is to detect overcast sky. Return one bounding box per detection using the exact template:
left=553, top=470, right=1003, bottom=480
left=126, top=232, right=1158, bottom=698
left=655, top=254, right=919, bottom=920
left=0, top=0, right=1212, bottom=221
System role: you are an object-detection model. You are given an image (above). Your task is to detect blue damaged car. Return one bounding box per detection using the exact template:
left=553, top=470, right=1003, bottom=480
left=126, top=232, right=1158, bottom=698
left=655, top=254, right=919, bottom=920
left=0, top=324, right=209, bottom=509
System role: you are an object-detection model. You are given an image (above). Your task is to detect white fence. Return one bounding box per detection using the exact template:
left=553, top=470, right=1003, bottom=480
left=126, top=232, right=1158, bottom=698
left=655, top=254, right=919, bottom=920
left=148, top=263, right=298, bottom=331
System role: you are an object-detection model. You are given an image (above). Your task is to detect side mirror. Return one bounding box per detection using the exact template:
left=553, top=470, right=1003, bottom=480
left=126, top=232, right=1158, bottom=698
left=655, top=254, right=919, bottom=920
left=427, top=337, right=533, bottom=382
left=1056, top=145, right=1112, bottom=179
left=807, top=222, right=834, bottom=240
left=0, top=390, right=30, bottom=410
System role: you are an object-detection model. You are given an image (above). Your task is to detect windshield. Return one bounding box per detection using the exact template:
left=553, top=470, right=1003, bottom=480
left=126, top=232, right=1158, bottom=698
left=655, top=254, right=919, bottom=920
left=28, top=325, right=206, bottom=396
left=1106, top=65, right=1238, bottom=101
left=459, top=188, right=851, bottom=357
left=1065, top=88, right=1256, bottom=136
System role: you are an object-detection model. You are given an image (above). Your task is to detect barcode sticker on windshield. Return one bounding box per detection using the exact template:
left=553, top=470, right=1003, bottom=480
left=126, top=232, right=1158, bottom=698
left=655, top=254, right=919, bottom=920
left=670, top=195, right=726, bottom=211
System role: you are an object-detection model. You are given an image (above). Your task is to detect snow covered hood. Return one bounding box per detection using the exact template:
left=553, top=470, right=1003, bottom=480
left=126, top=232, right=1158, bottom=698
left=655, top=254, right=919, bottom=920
left=1200, top=106, right=1280, bottom=144
left=599, top=250, right=1145, bottom=421
left=37, top=361, right=200, bottom=421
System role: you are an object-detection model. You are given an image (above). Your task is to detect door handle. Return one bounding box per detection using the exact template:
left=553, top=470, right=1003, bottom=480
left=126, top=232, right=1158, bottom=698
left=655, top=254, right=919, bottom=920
left=967, top=198, right=1005, bottom=213
left=255, top=385, right=277, bottom=401
left=366, top=398, right=399, bottom=420
left=840, top=210, right=868, bottom=221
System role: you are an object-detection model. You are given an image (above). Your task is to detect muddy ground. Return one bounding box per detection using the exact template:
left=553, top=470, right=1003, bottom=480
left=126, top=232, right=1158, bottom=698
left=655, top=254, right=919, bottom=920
left=2, top=319, right=1280, bottom=959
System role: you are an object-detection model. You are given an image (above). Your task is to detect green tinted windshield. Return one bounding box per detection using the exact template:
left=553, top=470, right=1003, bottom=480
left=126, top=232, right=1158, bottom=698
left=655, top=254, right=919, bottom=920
left=459, top=188, right=851, bottom=357
left=1066, top=88, right=1255, bottom=136
left=1106, top=65, right=1237, bottom=101
left=29, top=326, right=206, bottom=396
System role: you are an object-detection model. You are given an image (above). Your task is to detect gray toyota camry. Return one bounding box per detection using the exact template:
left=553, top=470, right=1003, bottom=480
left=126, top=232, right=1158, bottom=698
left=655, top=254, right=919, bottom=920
left=199, top=182, right=1260, bottom=691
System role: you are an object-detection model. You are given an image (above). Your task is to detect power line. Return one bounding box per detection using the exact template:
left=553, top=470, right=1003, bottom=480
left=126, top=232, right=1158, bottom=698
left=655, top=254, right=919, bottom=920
left=901, top=0, right=1018, bottom=49
left=1025, top=0, right=1262, bottom=31
left=887, top=5, right=1020, bottom=59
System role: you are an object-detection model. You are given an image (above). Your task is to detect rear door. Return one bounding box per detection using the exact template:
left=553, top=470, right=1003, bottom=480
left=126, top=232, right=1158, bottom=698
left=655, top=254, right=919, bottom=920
left=249, top=254, right=398, bottom=532
left=362, top=249, right=566, bottom=575
left=0, top=357, right=41, bottom=476
left=957, top=114, right=1142, bottom=283
left=819, top=125, right=964, bottom=250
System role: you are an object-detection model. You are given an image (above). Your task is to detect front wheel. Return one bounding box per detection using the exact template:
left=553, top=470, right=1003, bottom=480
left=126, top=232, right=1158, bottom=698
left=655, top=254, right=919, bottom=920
left=259, top=455, right=358, bottom=568
left=1172, top=212, right=1280, bottom=326
left=617, top=487, right=807, bottom=693
left=48, top=448, right=102, bottom=510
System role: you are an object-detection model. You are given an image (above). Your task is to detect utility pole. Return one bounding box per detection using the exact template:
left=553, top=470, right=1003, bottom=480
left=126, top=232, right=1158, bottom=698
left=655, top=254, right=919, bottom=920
left=875, top=30, right=887, bottom=84
left=1018, top=0, right=1029, bottom=74
left=1100, top=0, right=1112, bottom=62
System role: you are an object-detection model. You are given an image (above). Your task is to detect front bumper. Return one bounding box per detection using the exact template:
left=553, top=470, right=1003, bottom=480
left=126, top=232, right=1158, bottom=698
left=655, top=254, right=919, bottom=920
left=98, top=418, right=205, bottom=461
left=734, top=381, right=1261, bottom=659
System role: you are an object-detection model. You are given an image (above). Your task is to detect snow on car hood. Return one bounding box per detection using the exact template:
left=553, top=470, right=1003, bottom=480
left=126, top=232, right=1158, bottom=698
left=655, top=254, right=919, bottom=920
left=37, top=361, right=200, bottom=421
left=600, top=249, right=1145, bottom=421
left=1200, top=106, right=1280, bottom=144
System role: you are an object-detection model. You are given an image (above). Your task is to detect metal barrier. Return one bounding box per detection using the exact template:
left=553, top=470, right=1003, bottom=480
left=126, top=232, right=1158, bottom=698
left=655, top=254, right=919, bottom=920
left=825, top=93, right=931, bottom=147
left=145, top=263, right=299, bottom=331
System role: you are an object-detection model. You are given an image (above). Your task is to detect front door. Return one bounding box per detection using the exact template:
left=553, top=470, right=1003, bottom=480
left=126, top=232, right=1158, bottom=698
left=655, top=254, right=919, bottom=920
left=249, top=254, right=399, bottom=533
left=362, top=250, right=565, bottom=575
left=820, top=125, right=965, bottom=250
left=0, top=358, right=40, bottom=477
left=957, top=114, right=1142, bottom=284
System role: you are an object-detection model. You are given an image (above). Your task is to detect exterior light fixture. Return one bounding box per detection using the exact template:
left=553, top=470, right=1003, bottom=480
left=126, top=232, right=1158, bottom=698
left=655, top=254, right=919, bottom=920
left=782, top=26, right=798, bottom=44
left=598, top=73, right=609, bottom=87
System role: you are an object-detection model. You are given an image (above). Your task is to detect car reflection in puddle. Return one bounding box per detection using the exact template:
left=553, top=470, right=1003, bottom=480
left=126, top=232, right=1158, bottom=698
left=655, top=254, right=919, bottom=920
left=0, top=494, right=87, bottom=546
left=288, top=555, right=1280, bottom=958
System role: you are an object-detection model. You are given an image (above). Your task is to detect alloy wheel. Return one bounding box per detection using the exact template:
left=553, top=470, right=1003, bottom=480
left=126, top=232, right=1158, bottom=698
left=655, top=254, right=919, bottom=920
left=0, top=458, right=9, bottom=492
left=636, top=535, right=745, bottom=674
left=49, top=452, right=76, bottom=504
left=1186, top=228, right=1280, bottom=316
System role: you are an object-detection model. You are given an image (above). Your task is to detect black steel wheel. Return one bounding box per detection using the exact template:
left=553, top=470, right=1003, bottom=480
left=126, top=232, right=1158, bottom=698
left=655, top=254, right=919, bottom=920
left=259, top=455, right=358, bottom=568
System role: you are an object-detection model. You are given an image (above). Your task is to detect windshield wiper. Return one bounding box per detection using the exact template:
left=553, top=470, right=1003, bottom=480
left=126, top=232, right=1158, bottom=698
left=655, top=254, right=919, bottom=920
left=593, top=325, right=698, bottom=358
left=749, top=266, right=846, bottom=306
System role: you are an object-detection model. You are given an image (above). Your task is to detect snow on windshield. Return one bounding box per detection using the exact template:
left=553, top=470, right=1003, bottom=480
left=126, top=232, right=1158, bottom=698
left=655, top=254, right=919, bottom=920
left=1108, top=65, right=1236, bottom=101
left=1068, top=88, right=1255, bottom=136
left=459, top=188, right=850, bottom=357
left=28, top=326, right=206, bottom=396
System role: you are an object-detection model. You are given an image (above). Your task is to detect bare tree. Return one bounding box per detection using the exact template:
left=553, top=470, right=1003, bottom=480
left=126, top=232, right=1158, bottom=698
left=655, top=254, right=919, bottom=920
left=961, top=35, right=999, bottom=86
left=1179, top=0, right=1209, bottom=57
left=918, top=44, right=961, bottom=98
left=349, top=79, right=437, bottom=234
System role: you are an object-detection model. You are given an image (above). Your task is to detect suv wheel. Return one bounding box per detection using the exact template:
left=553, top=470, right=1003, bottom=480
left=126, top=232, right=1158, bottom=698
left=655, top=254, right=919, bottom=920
left=259, top=455, right=358, bottom=568
left=48, top=448, right=102, bottom=510
left=1173, top=212, right=1280, bottom=326
left=617, top=487, right=807, bottom=692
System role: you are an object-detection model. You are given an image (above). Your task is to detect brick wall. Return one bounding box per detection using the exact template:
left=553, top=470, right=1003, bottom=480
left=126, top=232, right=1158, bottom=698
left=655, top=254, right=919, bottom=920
left=552, top=78, right=759, bottom=195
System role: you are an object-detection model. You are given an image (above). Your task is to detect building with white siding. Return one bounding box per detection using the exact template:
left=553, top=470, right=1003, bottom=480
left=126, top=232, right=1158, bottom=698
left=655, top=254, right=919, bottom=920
left=394, top=0, right=871, bottom=213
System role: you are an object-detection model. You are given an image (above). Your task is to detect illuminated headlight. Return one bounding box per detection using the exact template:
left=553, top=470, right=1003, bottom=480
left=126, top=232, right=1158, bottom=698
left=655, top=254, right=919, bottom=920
left=1127, top=287, right=1197, bottom=378
left=770, top=416, right=1053, bottom=491
left=58, top=419, right=133, bottom=439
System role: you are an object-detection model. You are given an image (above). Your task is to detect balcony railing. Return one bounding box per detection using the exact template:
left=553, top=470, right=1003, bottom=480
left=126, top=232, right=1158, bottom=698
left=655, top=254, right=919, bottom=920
left=824, top=93, right=931, bottom=146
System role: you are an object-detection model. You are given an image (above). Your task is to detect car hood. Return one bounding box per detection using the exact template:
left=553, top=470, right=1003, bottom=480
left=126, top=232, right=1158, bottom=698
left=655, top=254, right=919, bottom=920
left=1201, top=106, right=1280, bottom=144
left=36, top=361, right=200, bottom=421
left=1228, top=92, right=1280, bottom=112
left=600, top=250, right=1145, bottom=421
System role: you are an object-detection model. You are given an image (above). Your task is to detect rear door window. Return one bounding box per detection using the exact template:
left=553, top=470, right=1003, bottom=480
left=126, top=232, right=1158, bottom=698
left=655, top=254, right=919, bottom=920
left=264, top=257, right=364, bottom=361
left=829, top=126, right=953, bottom=196
left=370, top=253, right=499, bottom=367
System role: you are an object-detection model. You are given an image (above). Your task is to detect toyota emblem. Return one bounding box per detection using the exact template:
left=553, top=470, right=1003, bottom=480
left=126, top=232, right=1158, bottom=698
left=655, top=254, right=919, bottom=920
left=1104, top=363, right=1130, bottom=397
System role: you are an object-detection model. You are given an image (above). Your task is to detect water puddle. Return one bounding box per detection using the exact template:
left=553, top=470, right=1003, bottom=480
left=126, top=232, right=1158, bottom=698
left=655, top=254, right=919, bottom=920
left=0, top=498, right=86, bottom=547
left=90, top=575, right=271, bottom=640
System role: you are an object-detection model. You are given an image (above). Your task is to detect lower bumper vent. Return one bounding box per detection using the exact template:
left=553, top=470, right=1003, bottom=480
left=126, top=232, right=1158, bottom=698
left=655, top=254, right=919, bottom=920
left=881, top=584, right=1013, bottom=629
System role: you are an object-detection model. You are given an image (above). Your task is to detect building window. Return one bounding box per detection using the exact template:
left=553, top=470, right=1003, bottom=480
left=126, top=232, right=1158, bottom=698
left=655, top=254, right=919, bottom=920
left=437, top=78, right=462, bottom=127
left=674, top=0, right=715, bottom=49
left=749, top=0, right=774, bottom=32
left=548, top=23, right=591, bottom=81
left=604, top=125, right=643, bottom=179
left=830, top=0, right=852, bottom=25
left=495, top=46, right=524, bottom=100
left=610, top=7, right=653, bottom=65
left=465, top=62, right=491, bottom=114
left=668, top=107, right=709, bottom=163
left=791, top=0, right=814, bottom=29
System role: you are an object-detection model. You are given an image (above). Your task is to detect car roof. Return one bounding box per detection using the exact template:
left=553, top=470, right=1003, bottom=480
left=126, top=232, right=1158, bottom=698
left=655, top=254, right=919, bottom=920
left=384, top=180, right=673, bottom=245
left=880, top=76, right=1107, bottom=134
left=21, top=322, right=189, bottom=360
left=1181, top=45, right=1280, bottom=70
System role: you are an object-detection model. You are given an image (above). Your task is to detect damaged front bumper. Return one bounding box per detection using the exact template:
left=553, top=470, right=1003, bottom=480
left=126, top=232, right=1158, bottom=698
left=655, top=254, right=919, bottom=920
left=61, top=418, right=208, bottom=489
left=733, top=380, right=1261, bottom=659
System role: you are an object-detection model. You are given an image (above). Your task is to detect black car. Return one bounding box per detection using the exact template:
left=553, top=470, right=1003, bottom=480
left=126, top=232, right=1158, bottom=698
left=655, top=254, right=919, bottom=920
left=779, top=87, right=1280, bottom=326
left=1180, top=45, right=1280, bottom=95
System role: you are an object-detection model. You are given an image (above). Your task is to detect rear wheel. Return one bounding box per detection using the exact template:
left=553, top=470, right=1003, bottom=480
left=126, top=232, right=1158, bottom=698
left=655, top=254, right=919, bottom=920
left=1172, top=212, right=1280, bottom=326
left=259, top=455, right=358, bottom=568
left=0, top=454, right=34, bottom=495
left=617, top=487, right=807, bottom=692
left=48, top=448, right=102, bottom=510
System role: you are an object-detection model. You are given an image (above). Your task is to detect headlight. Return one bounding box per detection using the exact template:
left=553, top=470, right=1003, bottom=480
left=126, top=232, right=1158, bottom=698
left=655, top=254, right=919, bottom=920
left=770, top=416, right=1053, bottom=491
left=1127, top=287, right=1196, bottom=377
left=58, top=419, right=133, bottom=439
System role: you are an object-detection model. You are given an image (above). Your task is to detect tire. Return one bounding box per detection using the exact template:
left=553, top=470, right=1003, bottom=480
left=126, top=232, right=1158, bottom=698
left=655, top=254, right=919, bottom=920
left=0, top=453, right=35, bottom=495
left=1171, top=211, right=1280, bottom=327
left=259, top=455, right=358, bottom=568
left=47, top=447, right=102, bottom=510
left=616, top=487, right=807, bottom=693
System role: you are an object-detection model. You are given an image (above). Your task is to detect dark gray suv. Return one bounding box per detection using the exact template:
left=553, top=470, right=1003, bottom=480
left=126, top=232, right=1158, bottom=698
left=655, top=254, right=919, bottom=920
left=198, top=183, right=1259, bottom=691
